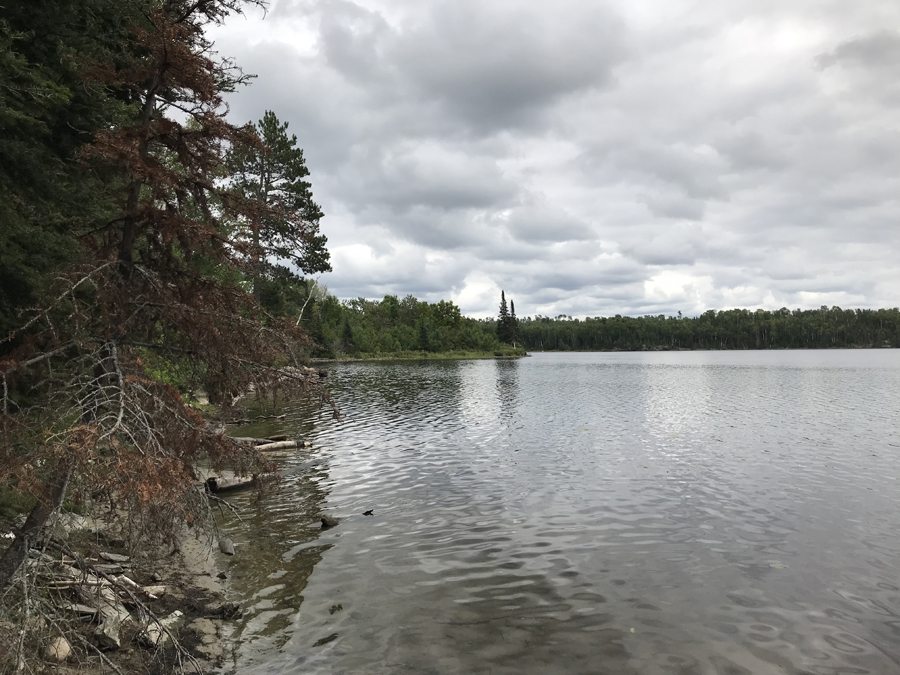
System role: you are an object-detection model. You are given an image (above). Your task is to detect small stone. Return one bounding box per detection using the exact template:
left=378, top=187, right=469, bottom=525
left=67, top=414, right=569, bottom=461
left=95, top=621, right=123, bottom=650
left=24, top=616, right=46, bottom=633
left=218, top=537, right=235, bottom=556
left=217, top=571, right=227, bottom=579
left=100, top=551, right=130, bottom=563
left=362, top=510, right=374, bottom=516
left=210, top=602, right=242, bottom=620
left=142, top=585, right=167, bottom=597
left=93, top=563, right=124, bottom=575
left=150, top=572, right=162, bottom=582
left=139, top=610, right=184, bottom=648
left=321, top=516, right=340, bottom=529
left=45, top=637, right=71, bottom=662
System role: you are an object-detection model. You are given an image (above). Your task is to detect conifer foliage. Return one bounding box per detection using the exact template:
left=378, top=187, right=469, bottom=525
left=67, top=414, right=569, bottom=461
left=497, top=291, right=520, bottom=345
left=0, top=0, right=334, bottom=602
left=226, top=110, right=332, bottom=298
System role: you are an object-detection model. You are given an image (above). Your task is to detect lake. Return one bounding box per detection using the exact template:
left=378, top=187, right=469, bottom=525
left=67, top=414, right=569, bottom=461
left=221, top=350, right=900, bottom=674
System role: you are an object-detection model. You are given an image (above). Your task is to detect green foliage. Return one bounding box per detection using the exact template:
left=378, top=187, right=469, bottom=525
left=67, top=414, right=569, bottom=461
left=0, top=486, right=35, bottom=522
left=226, top=109, right=331, bottom=298
left=297, top=291, right=508, bottom=358
left=496, top=291, right=520, bottom=345
left=0, top=1, right=132, bottom=342
left=517, top=306, right=900, bottom=351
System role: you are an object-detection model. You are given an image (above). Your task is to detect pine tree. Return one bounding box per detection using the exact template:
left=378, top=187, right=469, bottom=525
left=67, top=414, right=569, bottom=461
left=510, top=299, right=520, bottom=346
left=226, top=110, right=331, bottom=299
left=0, top=0, right=336, bottom=593
left=498, top=290, right=514, bottom=344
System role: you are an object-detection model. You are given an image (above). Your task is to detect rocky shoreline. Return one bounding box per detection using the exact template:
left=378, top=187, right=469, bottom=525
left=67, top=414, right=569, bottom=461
left=1, top=511, right=241, bottom=674
left=0, top=427, right=323, bottom=674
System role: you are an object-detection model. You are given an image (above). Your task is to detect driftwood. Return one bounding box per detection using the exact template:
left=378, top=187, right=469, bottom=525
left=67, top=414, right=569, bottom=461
left=256, top=440, right=297, bottom=452
left=205, top=473, right=277, bottom=493
left=228, top=435, right=310, bottom=449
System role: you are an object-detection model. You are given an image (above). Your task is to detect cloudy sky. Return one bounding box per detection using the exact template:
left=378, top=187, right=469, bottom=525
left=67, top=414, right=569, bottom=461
left=208, top=0, right=900, bottom=318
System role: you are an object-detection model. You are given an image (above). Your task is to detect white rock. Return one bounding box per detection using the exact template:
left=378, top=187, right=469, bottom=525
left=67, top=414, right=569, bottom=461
left=139, top=610, right=184, bottom=648
left=45, top=637, right=71, bottom=662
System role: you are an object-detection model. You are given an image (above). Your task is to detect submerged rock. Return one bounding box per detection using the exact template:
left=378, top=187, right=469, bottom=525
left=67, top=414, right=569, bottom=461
left=321, top=516, right=340, bottom=529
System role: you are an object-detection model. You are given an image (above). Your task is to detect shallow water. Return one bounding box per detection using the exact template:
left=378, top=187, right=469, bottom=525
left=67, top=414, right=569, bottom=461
left=221, top=350, right=900, bottom=674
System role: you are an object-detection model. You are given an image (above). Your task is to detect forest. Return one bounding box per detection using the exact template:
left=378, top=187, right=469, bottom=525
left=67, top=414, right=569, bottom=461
left=517, top=306, right=900, bottom=352
left=256, top=281, right=520, bottom=358
left=0, top=0, right=344, bottom=660
left=279, top=285, right=900, bottom=357
left=0, top=0, right=897, bottom=668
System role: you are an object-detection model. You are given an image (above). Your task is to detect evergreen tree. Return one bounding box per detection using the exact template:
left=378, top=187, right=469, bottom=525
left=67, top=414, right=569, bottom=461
left=510, top=299, right=520, bottom=346
left=226, top=110, right=331, bottom=299
left=0, top=0, right=337, bottom=597
left=497, top=290, right=515, bottom=344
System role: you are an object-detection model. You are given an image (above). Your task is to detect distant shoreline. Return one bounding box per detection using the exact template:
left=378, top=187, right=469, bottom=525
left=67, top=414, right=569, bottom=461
left=521, top=344, right=896, bottom=353
left=311, top=349, right=526, bottom=363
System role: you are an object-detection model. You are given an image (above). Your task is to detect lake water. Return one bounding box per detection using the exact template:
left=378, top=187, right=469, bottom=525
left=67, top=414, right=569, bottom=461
left=221, top=351, right=900, bottom=675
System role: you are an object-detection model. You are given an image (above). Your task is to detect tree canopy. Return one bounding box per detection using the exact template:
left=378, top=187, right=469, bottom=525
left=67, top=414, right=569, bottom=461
left=497, top=291, right=520, bottom=345
left=0, top=0, right=333, bottom=624
left=226, top=109, right=331, bottom=300
left=516, top=306, right=900, bottom=351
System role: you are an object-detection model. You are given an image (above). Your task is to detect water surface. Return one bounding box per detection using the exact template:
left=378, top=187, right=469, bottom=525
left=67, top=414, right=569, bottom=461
left=221, top=350, right=900, bottom=674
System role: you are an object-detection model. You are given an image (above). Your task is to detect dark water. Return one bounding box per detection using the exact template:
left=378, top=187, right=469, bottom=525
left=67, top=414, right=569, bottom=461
left=221, top=351, right=900, bottom=675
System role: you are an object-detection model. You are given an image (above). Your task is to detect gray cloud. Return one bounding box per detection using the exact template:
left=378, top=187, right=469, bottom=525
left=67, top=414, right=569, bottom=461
left=209, top=0, right=900, bottom=318
left=816, top=31, right=900, bottom=70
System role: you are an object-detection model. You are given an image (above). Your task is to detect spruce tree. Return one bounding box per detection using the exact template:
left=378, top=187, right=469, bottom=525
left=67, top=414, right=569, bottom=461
left=510, top=299, right=520, bottom=346
left=498, top=290, right=513, bottom=343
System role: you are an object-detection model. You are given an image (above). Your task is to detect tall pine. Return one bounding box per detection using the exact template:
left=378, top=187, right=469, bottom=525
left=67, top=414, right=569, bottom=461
left=510, top=299, right=520, bottom=346
left=497, top=290, right=515, bottom=344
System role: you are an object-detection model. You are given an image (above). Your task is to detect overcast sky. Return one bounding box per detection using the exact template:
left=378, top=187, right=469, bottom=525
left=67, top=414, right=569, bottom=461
left=208, top=0, right=900, bottom=318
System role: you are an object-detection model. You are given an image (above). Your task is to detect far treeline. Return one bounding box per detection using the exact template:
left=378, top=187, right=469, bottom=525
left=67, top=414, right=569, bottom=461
left=262, top=283, right=523, bottom=358
left=516, top=307, right=900, bottom=351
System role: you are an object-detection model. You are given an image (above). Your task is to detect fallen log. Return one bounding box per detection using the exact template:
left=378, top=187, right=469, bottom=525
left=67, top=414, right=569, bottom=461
left=256, top=440, right=297, bottom=452
left=228, top=436, right=266, bottom=445
left=205, top=473, right=277, bottom=493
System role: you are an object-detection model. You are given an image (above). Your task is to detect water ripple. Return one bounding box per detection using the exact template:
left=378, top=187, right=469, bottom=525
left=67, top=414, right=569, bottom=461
left=219, top=351, right=900, bottom=674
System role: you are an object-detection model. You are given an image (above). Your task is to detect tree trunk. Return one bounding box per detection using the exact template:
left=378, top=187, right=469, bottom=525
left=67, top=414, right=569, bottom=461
left=0, top=464, right=73, bottom=590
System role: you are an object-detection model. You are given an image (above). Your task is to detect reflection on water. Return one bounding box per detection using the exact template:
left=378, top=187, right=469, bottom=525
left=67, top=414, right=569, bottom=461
left=214, top=453, right=331, bottom=668
left=220, top=351, right=900, bottom=674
